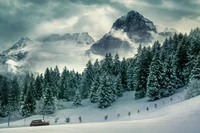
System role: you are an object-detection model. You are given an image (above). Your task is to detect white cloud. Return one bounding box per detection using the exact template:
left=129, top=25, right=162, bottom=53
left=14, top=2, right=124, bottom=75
left=174, top=17, right=200, bottom=33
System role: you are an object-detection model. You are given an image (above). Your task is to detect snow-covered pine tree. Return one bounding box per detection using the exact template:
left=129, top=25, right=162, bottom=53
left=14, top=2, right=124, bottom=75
left=113, top=74, right=123, bottom=97
left=162, top=56, right=175, bottom=96
left=133, top=46, right=152, bottom=99
left=72, top=89, right=82, bottom=107
left=43, top=85, right=56, bottom=114
left=34, top=75, right=43, bottom=100
left=120, top=57, right=127, bottom=89
left=184, top=30, right=200, bottom=100
left=172, top=33, right=189, bottom=88
left=113, top=53, right=121, bottom=76
left=52, top=66, right=60, bottom=98
left=90, top=76, right=100, bottom=103
left=147, top=53, right=162, bottom=100
left=98, top=74, right=114, bottom=109
left=190, top=54, right=200, bottom=80
left=185, top=79, right=200, bottom=100
left=126, top=58, right=136, bottom=91
left=21, top=81, right=36, bottom=117
left=68, top=70, right=79, bottom=100
left=44, top=68, right=51, bottom=85
left=58, top=67, right=70, bottom=100
left=80, top=60, right=94, bottom=99
left=7, top=76, right=20, bottom=126
left=100, top=53, right=113, bottom=75
left=0, top=76, right=9, bottom=117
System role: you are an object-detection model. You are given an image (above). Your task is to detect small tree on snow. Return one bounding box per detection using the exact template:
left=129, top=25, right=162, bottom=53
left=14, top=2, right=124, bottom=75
left=185, top=54, right=200, bottom=100
left=36, top=85, right=56, bottom=119
left=72, top=89, right=82, bottom=107
left=185, top=79, right=200, bottom=100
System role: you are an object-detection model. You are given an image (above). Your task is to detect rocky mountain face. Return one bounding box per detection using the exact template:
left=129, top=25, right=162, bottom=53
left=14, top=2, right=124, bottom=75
left=43, top=32, right=95, bottom=46
left=89, top=10, right=158, bottom=56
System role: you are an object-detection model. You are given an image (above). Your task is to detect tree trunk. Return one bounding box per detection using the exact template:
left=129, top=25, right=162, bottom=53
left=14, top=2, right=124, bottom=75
left=43, top=113, right=45, bottom=120
left=8, top=114, right=11, bottom=127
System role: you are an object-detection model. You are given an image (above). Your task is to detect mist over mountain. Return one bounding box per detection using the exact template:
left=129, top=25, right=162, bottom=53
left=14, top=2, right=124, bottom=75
left=0, top=32, right=96, bottom=73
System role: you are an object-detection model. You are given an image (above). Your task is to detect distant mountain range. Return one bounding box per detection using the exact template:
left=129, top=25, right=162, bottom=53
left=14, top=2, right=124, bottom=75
left=0, top=10, right=177, bottom=73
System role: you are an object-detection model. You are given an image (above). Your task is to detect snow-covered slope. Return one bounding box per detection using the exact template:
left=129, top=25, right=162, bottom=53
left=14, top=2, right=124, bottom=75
left=1, top=87, right=200, bottom=133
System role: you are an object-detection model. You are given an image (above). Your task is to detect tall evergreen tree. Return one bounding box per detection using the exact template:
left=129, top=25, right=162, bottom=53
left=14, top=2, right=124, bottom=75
left=147, top=53, right=162, bottom=100
left=80, top=60, right=94, bottom=99
left=7, top=76, right=20, bottom=126
left=98, top=75, right=114, bottom=109
left=113, top=53, right=121, bottom=76
left=89, top=76, right=100, bottom=103
left=133, top=47, right=152, bottom=99
left=21, top=81, right=36, bottom=117
left=34, top=75, right=43, bottom=100
left=190, top=54, right=200, bottom=80
left=0, top=76, right=9, bottom=117
left=120, top=57, right=127, bottom=90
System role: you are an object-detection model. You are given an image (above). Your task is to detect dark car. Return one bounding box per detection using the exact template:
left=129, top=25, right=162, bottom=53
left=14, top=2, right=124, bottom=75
left=30, top=119, right=50, bottom=126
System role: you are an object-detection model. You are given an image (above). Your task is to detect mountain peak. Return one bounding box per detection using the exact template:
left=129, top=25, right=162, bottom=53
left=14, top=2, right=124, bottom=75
left=8, top=37, right=33, bottom=51
left=111, top=10, right=157, bottom=43
left=89, top=10, right=157, bottom=56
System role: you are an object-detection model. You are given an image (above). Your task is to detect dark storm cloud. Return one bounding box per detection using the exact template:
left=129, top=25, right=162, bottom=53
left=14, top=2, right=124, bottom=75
left=141, top=0, right=200, bottom=19
left=0, top=0, right=199, bottom=51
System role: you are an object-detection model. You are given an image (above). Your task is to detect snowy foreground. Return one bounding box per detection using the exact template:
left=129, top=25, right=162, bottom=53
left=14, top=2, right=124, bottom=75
left=0, top=88, right=200, bottom=133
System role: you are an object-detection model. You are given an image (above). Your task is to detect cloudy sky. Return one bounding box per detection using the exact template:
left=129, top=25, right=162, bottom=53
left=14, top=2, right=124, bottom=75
left=0, top=0, right=200, bottom=51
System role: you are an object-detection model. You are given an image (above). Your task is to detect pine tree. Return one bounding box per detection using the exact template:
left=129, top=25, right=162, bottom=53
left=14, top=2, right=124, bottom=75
left=0, top=76, right=9, bottom=117
left=34, top=75, right=43, bottom=100
left=147, top=54, right=162, bottom=100
left=58, top=67, right=70, bottom=100
left=185, top=79, right=200, bottom=100
left=89, top=76, right=100, bottom=103
left=21, top=81, right=36, bottom=117
left=113, top=75, right=123, bottom=97
left=72, top=89, right=82, bottom=107
left=126, top=58, right=136, bottom=91
left=162, top=56, right=175, bottom=96
left=113, top=53, right=121, bottom=76
left=98, top=75, right=114, bottom=109
left=80, top=60, right=94, bottom=99
left=120, top=57, right=127, bottom=89
left=52, top=66, right=60, bottom=97
left=7, top=76, right=20, bottom=126
left=133, top=47, right=152, bottom=99
left=190, top=54, right=200, bottom=80
left=43, top=85, right=56, bottom=114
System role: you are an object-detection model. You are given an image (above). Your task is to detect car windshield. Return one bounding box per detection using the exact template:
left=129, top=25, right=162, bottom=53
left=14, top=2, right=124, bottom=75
left=32, top=120, right=43, bottom=123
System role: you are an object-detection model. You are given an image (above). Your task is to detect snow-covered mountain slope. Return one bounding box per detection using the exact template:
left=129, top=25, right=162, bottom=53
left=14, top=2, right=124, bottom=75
left=1, top=87, right=200, bottom=133
left=88, top=10, right=177, bottom=56
left=43, top=32, right=95, bottom=46
left=0, top=38, right=37, bottom=72
left=0, top=33, right=97, bottom=73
